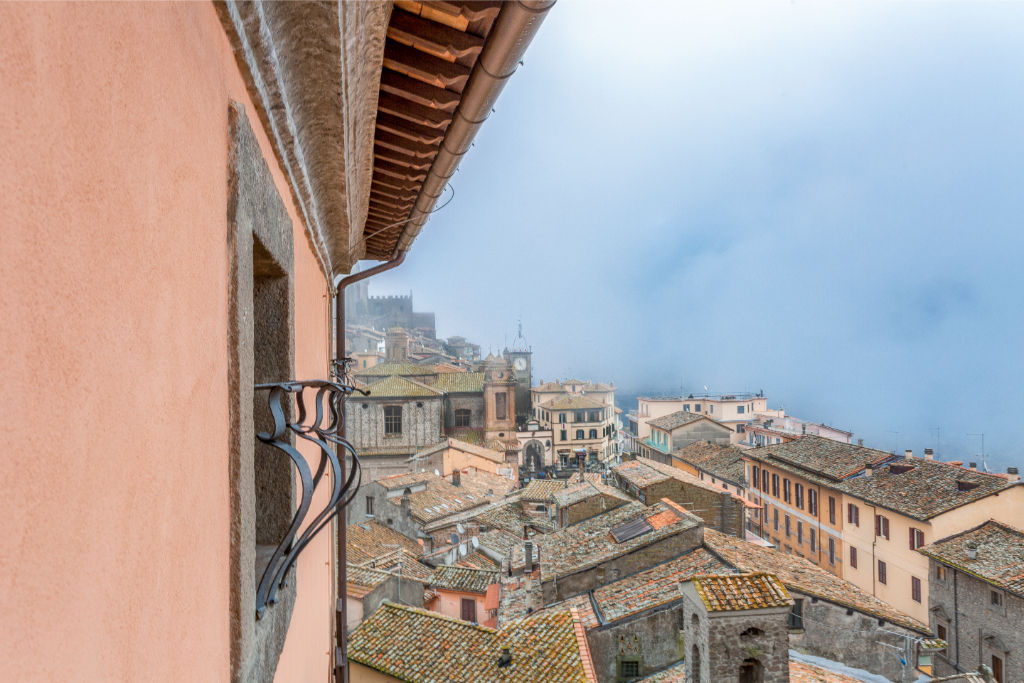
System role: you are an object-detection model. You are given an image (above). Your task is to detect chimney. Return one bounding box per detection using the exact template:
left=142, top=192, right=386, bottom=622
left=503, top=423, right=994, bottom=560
left=969, top=462, right=977, bottom=471
left=1007, top=467, right=1020, bottom=482
left=864, top=464, right=873, bottom=477
left=857, top=438, right=864, bottom=447
left=924, top=448, right=934, bottom=461
left=524, top=541, right=534, bottom=572
left=966, top=540, right=978, bottom=560
left=904, top=449, right=913, bottom=460
left=452, top=470, right=461, bottom=487
left=497, top=647, right=512, bottom=668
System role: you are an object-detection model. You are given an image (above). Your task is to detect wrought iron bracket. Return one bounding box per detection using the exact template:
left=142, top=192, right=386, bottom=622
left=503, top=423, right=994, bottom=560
left=253, top=371, right=365, bottom=619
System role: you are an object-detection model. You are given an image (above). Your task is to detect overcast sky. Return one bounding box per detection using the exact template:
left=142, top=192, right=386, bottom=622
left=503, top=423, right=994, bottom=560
left=363, top=0, right=1024, bottom=470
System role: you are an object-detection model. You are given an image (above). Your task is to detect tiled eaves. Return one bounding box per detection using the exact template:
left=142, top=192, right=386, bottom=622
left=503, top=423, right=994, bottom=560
left=692, top=572, right=791, bottom=612
left=428, top=565, right=499, bottom=594
left=918, top=519, right=1024, bottom=598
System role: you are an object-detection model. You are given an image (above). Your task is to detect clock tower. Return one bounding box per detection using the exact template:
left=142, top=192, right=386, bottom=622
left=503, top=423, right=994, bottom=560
left=505, top=321, right=532, bottom=426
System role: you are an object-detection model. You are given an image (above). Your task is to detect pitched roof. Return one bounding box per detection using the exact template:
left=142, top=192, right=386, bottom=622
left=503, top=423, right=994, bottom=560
left=703, top=528, right=928, bottom=632
left=613, top=458, right=750, bottom=502
left=432, top=371, right=486, bottom=393
left=691, top=573, right=791, bottom=612
left=355, top=361, right=436, bottom=378
left=536, top=500, right=701, bottom=580
left=346, top=564, right=393, bottom=598
left=361, top=547, right=434, bottom=583
left=552, top=481, right=632, bottom=509
left=363, top=374, right=443, bottom=398
left=592, top=548, right=732, bottom=624
left=349, top=603, right=596, bottom=682
left=919, top=520, right=1024, bottom=597
left=519, top=478, right=571, bottom=502
left=836, top=459, right=1017, bottom=521
left=540, top=395, right=607, bottom=410
left=647, top=410, right=722, bottom=431
left=346, top=520, right=422, bottom=565
left=671, top=442, right=747, bottom=484
left=377, top=470, right=513, bottom=524
left=413, top=437, right=505, bottom=464
left=428, top=565, right=499, bottom=594
left=749, top=435, right=895, bottom=483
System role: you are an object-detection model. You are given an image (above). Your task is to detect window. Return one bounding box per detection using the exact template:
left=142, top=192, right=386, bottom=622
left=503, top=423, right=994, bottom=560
left=795, top=483, right=803, bottom=509
left=878, top=560, right=887, bottom=584
left=575, top=429, right=584, bottom=439
left=454, top=408, right=471, bottom=427
left=619, top=659, right=640, bottom=679
left=936, top=623, right=947, bottom=644
left=785, top=515, right=791, bottom=537
left=809, top=529, right=816, bottom=553
left=936, top=565, right=946, bottom=581
left=752, top=466, right=760, bottom=489
left=847, top=504, right=859, bottom=526
left=783, top=479, right=791, bottom=503
left=762, top=469, right=769, bottom=491
left=496, top=392, right=507, bottom=420
left=589, top=429, right=598, bottom=439
left=797, top=520, right=803, bottom=544
left=991, top=654, right=1003, bottom=683
left=737, top=405, right=745, bottom=414
left=828, top=496, right=836, bottom=525
left=683, top=404, right=690, bottom=412
left=991, top=590, right=1002, bottom=607
left=384, top=405, right=402, bottom=435
left=559, top=413, right=566, bottom=423
left=850, top=546, right=857, bottom=568
left=709, top=405, right=713, bottom=413
left=828, top=537, right=836, bottom=565
left=737, top=424, right=745, bottom=433
left=912, top=576, right=921, bottom=603
left=874, top=514, right=890, bottom=539
left=909, top=527, right=925, bottom=550
left=461, top=597, right=477, bottom=623
left=773, top=508, right=779, bottom=531
left=772, top=474, right=779, bottom=497
left=365, top=496, right=374, bottom=517
left=694, top=404, right=701, bottom=412
left=808, top=489, right=817, bottom=515
left=789, top=598, right=804, bottom=630
left=559, top=430, right=567, bottom=441
left=574, top=411, right=585, bottom=422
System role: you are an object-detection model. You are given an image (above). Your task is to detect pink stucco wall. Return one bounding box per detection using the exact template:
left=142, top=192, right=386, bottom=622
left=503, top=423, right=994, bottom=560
left=0, top=3, right=332, bottom=680
left=430, top=590, right=495, bottom=628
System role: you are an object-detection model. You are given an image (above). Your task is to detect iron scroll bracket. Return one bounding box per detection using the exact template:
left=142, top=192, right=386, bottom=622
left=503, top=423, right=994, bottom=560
left=253, top=376, right=362, bottom=619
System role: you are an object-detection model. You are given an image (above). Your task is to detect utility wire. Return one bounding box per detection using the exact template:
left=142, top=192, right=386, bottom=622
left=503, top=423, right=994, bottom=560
left=344, top=182, right=455, bottom=262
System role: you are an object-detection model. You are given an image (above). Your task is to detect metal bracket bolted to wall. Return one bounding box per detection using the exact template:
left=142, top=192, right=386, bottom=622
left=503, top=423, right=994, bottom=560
left=253, top=369, right=368, bottom=619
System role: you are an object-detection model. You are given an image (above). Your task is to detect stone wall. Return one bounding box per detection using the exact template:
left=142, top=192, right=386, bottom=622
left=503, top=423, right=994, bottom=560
left=586, top=602, right=685, bottom=682
left=362, top=574, right=425, bottom=624
left=558, top=494, right=628, bottom=528
left=346, top=396, right=443, bottom=454
left=928, top=558, right=1021, bottom=681
left=631, top=478, right=744, bottom=537
left=788, top=592, right=922, bottom=682
left=671, top=422, right=733, bottom=449
left=542, top=523, right=704, bottom=604
left=444, top=394, right=486, bottom=431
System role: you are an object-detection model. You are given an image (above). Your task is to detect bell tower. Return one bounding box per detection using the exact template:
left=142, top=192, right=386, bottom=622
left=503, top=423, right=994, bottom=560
left=506, top=321, right=532, bottom=426
left=482, top=353, right=516, bottom=443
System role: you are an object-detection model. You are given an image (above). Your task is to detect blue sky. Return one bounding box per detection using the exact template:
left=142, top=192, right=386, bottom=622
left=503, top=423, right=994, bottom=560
left=364, top=1, right=1024, bottom=470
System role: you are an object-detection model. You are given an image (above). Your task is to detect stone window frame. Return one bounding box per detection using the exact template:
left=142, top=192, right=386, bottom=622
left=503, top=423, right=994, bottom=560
left=383, top=405, right=403, bottom=435
left=226, top=103, right=297, bottom=683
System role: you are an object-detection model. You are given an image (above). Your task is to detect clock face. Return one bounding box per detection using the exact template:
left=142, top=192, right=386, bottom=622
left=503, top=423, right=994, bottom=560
left=514, top=357, right=527, bottom=371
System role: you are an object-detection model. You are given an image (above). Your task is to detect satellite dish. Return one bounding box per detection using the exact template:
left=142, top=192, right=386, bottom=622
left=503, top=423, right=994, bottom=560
left=458, top=543, right=467, bottom=557
left=471, top=537, right=480, bottom=549
left=450, top=533, right=459, bottom=545
left=457, top=523, right=466, bottom=534
left=434, top=469, right=440, bottom=476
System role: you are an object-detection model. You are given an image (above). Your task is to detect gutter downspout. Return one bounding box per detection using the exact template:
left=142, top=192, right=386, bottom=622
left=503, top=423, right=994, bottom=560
left=332, top=249, right=406, bottom=683
left=393, top=0, right=556, bottom=254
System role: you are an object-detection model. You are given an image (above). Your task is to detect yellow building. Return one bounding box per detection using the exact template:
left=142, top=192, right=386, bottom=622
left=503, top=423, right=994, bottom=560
left=532, top=380, right=617, bottom=464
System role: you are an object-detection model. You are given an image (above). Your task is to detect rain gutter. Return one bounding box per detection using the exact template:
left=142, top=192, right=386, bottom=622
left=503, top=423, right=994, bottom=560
left=393, top=0, right=556, bottom=254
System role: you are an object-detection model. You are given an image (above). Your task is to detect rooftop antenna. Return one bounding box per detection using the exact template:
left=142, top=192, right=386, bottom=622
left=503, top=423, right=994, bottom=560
left=967, top=432, right=988, bottom=471
left=703, top=384, right=709, bottom=397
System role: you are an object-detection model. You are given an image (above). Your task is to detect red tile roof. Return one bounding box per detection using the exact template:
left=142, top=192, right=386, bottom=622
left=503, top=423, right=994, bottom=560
left=691, top=573, right=791, bottom=612
left=919, top=520, right=1024, bottom=597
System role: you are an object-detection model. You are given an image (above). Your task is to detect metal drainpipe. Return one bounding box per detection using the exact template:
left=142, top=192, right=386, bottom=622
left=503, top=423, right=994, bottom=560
left=332, top=249, right=407, bottom=683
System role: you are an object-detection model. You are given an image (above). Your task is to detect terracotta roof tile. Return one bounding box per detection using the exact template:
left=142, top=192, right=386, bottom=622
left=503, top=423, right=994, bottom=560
left=748, top=435, right=893, bottom=483
left=919, top=520, right=1024, bottom=597
left=346, top=520, right=422, bottom=565
left=691, top=573, right=791, bottom=612
left=428, top=565, right=499, bottom=594
left=349, top=602, right=595, bottom=682
left=540, top=395, right=607, bottom=410
left=671, top=442, right=747, bottom=484
left=378, top=470, right=513, bottom=524
left=647, top=410, right=719, bottom=431
left=837, top=460, right=1017, bottom=521
left=703, top=528, right=928, bottom=632
left=432, top=371, right=486, bottom=393
left=362, top=374, right=443, bottom=398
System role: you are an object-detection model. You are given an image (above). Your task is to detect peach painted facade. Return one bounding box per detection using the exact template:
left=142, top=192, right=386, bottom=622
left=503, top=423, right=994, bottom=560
left=1, top=4, right=331, bottom=681
left=427, top=588, right=496, bottom=628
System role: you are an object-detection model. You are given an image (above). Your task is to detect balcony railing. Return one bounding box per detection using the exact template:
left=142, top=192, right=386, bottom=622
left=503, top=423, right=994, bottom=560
left=253, top=371, right=364, bottom=618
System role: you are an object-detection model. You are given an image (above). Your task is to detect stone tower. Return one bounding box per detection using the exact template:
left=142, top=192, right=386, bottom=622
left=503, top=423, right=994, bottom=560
left=481, top=353, right=516, bottom=444
left=504, top=321, right=532, bottom=427
left=681, top=574, right=792, bottom=683
left=385, top=327, right=409, bottom=362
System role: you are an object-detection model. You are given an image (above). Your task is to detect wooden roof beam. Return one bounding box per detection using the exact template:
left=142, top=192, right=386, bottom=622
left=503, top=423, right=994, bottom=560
left=383, top=42, right=471, bottom=92
left=387, top=9, right=485, bottom=63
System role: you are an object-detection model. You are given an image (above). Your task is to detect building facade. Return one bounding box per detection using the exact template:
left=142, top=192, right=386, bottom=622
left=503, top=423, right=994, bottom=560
left=532, top=379, right=618, bottom=464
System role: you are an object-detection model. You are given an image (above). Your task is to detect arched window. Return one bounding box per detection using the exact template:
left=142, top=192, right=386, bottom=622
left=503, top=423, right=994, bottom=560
left=589, top=429, right=598, bottom=439
left=691, top=643, right=701, bottom=682
left=575, top=429, right=584, bottom=439
left=454, top=408, right=471, bottom=427
left=740, top=627, right=764, bottom=638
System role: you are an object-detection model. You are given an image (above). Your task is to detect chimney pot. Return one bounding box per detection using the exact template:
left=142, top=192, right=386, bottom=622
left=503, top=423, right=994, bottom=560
left=1007, top=467, right=1019, bottom=482
left=452, top=470, right=461, bottom=487
left=905, top=449, right=913, bottom=460
left=857, top=438, right=864, bottom=447
left=864, top=464, right=873, bottom=477
left=969, top=462, right=977, bottom=471
left=924, top=448, right=934, bottom=461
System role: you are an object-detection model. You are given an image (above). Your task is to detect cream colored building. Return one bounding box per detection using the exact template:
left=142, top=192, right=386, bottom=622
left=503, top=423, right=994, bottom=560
left=531, top=380, right=617, bottom=464
left=834, top=452, right=1024, bottom=624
